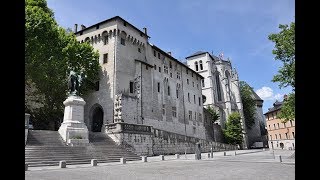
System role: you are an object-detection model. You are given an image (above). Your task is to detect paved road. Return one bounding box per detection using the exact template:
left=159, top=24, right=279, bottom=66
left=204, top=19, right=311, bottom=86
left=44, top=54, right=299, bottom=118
left=25, top=149, right=295, bottom=180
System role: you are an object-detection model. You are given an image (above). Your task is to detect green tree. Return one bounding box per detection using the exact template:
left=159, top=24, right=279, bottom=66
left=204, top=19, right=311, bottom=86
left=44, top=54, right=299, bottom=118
left=268, top=22, right=295, bottom=122
left=239, top=81, right=256, bottom=129
left=25, top=0, right=100, bottom=129
left=223, top=112, right=243, bottom=145
left=206, top=105, right=220, bottom=125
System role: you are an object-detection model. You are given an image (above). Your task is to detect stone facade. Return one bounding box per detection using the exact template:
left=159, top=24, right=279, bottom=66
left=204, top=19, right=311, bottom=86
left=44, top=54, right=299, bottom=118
left=186, top=52, right=248, bottom=149
left=75, top=16, right=206, bottom=141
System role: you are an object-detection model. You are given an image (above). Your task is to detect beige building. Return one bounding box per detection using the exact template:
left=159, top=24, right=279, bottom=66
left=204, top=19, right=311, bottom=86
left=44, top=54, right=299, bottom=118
left=265, top=97, right=295, bottom=150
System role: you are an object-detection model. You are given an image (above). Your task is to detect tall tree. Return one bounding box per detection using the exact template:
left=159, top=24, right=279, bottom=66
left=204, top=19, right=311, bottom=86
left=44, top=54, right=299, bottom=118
left=239, top=81, right=256, bottom=129
left=205, top=105, right=220, bottom=125
left=268, top=22, right=295, bottom=122
left=223, top=112, right=243, bottom=145
left=25, top=0, right=100, bottom=129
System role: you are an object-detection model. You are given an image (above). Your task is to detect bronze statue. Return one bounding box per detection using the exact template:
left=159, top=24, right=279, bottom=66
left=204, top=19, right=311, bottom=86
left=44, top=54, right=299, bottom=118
left=68, top=71, right=80, bottom=96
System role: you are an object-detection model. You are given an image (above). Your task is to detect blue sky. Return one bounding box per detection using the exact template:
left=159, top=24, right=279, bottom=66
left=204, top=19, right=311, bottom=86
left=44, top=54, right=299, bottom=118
left=47, top=0, right=295, bottom=113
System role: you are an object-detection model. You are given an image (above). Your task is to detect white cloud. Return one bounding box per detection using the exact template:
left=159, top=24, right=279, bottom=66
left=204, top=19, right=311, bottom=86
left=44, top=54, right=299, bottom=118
left=255, top=86, right=283, bottom=101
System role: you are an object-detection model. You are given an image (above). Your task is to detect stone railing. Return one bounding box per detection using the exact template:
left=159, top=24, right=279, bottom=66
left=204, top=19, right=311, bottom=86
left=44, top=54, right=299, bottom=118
left=106, top=122, right=152, bottom=134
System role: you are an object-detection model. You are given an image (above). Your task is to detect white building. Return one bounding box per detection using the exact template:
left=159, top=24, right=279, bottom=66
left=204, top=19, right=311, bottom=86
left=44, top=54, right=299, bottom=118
left=74, top=16, right=206, bottom=140
left=186, top=51, right=248, bottom=148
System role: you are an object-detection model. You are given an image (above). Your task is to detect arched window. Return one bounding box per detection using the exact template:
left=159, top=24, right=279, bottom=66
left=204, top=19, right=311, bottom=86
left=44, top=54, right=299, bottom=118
left=102, top=31, right=108, bottom=45
left=195, top=61, right=198, bottom=71
left=225, top=71, right=231, bottom=100
left=199, top=60, right=203, bottom=70
left=215, top=74, right=222, bottom=101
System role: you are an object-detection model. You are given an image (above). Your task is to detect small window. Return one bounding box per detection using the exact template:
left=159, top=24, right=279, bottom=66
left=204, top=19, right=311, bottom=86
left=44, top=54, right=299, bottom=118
left=277, top=123, right=280, bottom=129
left=95, top=81, right=99, bottom=91
left=104, top=36, right=108, bottom=45
left=187, top=79, right=189, bottom=84
left=194, top=95, right=196, bottom=104
left=194, top=112, right=197, bottom=121
left=275, top=134, right=277, bottom=139
left=121, top=38, right=125, bottom=45
left=273, top=124, right=276, bottom=129
left=195, top=61, right=198, bottom=71
left=199, top=60, right=203, bottom=70
left=290, top=120, right=293, bottom=126
left=159, top=67, right=161, bottom=73
left=157, top=82, right=160, bottom=93
left=172, top=107, right=177, bottom=117
left=103, top=53, right=108, bottom=64
left=285, top=133, right=288, bottom=139
left=283, top=123, right=286, bottom=128
left=176, top=86, right=179, bottom=98
left=96, top=24, right=99, bottom=29
left=279, top=134, right=281, bottom=139
left=186, top=69, right=189, bottom=74
left=146, top=65, right=148, bottom=70
left=189, top=111, right=192, bottom=120
left=168, top=86, right=170, bottom=96
left=193, top=127, right=196, bottom=134
left=154, top=50, right=156, bottom=57
left=268, top=125, right=271, bottom=130
left=138, top=48, right=141, bottom=53
left=162, top=105, right=165, bottom=115
left=169, top=61, right=172, bottom=68
left=170, top=72, right=172, bottom=78
left=129, top=81, right=134, bottom=93
left=292, top=132, right=295, bottom=138
left=198, top=113, right=202, bottom=122
left=176, top=72, right=181, bottom=79
left=188, top=93, right=190, bottom=102
left=164, top=66, right=168, bottom=74
left=202, top=79, right=205, bottom=87
left=198, top=97, right=201, bottom=106
left=192, top=73, right=193, bottom=77
left=192, top=82, right=194, bottom=87
left=154, top=64, right=157, bottom=70
left=158, top=52, right=160, bottom=59
left=270, top=135, right=272, bottom=140
left=124, top=22, right=127, bottom=26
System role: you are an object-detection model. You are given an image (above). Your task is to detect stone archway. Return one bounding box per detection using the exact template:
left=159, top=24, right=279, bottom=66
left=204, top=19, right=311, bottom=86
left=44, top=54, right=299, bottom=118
left=91, top=105, right=104, bottom=132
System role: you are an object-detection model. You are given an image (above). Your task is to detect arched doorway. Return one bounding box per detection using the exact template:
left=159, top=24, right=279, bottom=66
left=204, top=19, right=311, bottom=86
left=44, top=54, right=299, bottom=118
left=91, top=106, right=103, bottom=132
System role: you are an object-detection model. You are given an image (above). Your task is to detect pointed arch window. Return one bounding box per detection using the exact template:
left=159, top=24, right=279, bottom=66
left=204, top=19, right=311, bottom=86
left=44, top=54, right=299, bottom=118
left=195, top=61, right=198, bottom=71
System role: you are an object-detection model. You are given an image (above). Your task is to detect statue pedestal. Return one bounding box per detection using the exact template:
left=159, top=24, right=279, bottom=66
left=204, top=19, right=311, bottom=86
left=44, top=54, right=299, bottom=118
left=58, top=95, right=89, bottom=146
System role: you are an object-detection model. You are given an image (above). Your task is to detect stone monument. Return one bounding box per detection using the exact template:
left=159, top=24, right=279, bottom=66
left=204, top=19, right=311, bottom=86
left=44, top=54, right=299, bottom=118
left=58, top=71, right=89, bottom=146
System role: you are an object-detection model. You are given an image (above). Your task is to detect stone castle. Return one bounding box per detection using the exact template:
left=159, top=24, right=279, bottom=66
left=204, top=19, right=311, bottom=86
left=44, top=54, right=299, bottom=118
left=71, top=16, right=265, bottom=152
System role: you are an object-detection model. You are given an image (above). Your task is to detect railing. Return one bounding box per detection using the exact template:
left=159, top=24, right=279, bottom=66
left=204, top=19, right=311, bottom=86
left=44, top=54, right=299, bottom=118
left=106, top=122, right=152, bottom=134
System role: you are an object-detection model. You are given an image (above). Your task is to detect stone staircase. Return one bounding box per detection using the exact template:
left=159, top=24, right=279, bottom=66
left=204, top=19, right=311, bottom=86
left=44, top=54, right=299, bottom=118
left=25, top=130, right=141, bottom=167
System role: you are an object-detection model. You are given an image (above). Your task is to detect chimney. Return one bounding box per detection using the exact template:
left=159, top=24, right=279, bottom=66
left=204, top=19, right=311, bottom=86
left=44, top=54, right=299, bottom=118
left=167, top=52, right=172, bottom=56
left=81, top=24, right=86, bottom=30
left=143, top=27, right=147, bottom=36
left=74, top=24, right=78, bottom=33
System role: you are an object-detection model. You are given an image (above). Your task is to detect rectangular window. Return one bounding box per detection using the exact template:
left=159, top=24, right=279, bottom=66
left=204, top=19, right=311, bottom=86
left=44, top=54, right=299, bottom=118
left=154, top=50, right=156, bottom=57
left=186, top=69, right=188, bottom=74
left=159, top=67, right=161, bottom=73
left=172, top=107, right=177, bottom=117
left=192, top=82, right=194, bottom=87
left=177, top=72, right=181, bottom=79
left=129, top=81, right=134, bottom=93
left=168, top=86, right=170, bottom=96
left=138, top=48, right=141, bottom=53
left=279, top=134, right=281, bottom=139
left=194, top=95, right=196, bottom=104
left=121, top=38, right=125, bottom=45
left=188, top=93, right=190, bottom=102
left=154, top=64, right=157, bottom=70
left=170, top=72, right=172, bottom=78
left=193, top=127, right=196, bottom=134
left=290, top=120, right=293, bottom=126
left=277, top=123, right=280, bottom=129
left=103, top=53, right=108, bottom=64
left=158, top=52, right=161, bottom=59
left=176, top=87, right=179, bottom=98
left=198, top=113, right=202, bottom=122
left=164, top=66, right=168, bottom=74
left=199, top=97, right=201, bottom=106
left=96, top=24, right=100, bottom=29
left=95, top=81, right=99, bottom=91
left=187, top=79, right=189, bottom=84
left=194, top=112, right=197, bottom=121
left=169, top=61, right=172, bottom=68
left=275, top=134, right=277, bottom=139
left=285, top=133, right=288, bottom=139
left=162, top=105, right=165, bottom=115
left=273, top=124, right=276, bottom=129
left=292, top=132, right=295, bottom=138
left=104, top=36, right=108, bottom=45
left=189, top=111, right=192, bottom=120
left=158, top=82, right=160, bottom=93
left=202, top=79, right=205, bottom=87
left=197, top=84, right=199, bottom=89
